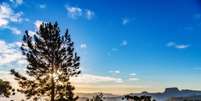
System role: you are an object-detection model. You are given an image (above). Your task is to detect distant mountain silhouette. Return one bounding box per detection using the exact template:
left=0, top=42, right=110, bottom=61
left=128, top=87, right=201, bottom=101
left=164, top=87, right=180, bottom=93
left=77, top=87, right=201, bottom=101
left=167, top=95, right=201, bottom=101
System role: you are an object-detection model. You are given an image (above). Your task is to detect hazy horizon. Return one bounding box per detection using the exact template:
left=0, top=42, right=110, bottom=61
left=1, top=0, right=201, bottom=97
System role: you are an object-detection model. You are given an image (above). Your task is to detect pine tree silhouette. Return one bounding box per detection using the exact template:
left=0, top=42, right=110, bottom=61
left=11, top=22, right=80, bottom=101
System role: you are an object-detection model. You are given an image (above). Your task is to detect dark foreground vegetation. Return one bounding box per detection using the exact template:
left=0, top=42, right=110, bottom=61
left=0, top=79, right=15, bottom=98
left=1, top=22, right=80, bottom=101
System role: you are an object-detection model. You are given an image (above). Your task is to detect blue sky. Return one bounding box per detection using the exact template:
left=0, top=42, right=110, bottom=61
left=0, top=0, right=201, bottom=94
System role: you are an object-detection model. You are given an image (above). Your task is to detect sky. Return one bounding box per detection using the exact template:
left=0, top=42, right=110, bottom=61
left=0, top=0, right=201, bottom=96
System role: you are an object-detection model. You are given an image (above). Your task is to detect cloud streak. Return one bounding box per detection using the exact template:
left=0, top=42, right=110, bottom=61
left=166, top=41, right=190, bottom=49
left=128, top=73, right=139, bottom=81
left=109, top=70, right=120, bottom=75
left=4, top=26, right=22, bottom=35
left=71, top=74, right=123, bottom=84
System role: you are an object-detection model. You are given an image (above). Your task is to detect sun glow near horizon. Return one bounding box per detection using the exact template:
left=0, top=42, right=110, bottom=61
left=1, top=0, right=201, bottom=100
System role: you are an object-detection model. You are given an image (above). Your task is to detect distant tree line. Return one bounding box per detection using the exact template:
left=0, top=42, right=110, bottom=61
left=86, top=93, right=104, bottom=101
left=85, top=93, right=156, bottom=101
left=124, top=95, right=156, bottom=101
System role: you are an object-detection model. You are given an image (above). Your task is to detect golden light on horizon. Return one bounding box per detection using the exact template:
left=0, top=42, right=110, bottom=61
left=72, top=84, right=164, bottom=95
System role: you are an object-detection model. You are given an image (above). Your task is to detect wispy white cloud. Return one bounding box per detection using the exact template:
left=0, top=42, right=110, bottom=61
left=80, top=43, right=87, bottom=49
left=66, top=6, right=82, bottom=19
left=0, top=2, right=25, bottom=36
left=4, top=26, right=21, bottom=35
left=166, top=41, right=190, bottom=49
left=129, top=73, right=136, bottom=76
left=9, top=11, right=23, bottom=22
left=71, top=74, right=123, bottom=84
left=0, top=3, right=23, bottom=24
left=109, top=70, right=120, bottom=74
left=175, top=44, right=189, bottom=49
left=9, top=27, right=21, bottom=35
left=0, top=40, right=24, bottom=65
left=65, top=5, right=94, bottom=20
left=128, top=73, right=139, bottom=81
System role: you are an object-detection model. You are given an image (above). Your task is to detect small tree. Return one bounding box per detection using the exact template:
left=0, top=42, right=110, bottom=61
left=56, top=82, right=78, bottom=101
left=91, top=93, right=103, bottom=101
left=0, top=79, right=14, bottom=97
left=11, top=22, right=80, bottom=101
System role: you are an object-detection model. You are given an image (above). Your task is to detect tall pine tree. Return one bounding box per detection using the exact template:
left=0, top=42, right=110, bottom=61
left=11, top=22, right=80, bottom=101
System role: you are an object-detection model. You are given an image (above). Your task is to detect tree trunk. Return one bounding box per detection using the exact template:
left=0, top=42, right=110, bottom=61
left=51, top=76, right=55, bottom=101
left=51, top=63, right=55, bottom=101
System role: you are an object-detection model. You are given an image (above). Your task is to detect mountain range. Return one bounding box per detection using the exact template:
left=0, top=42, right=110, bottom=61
left=77, top=87, right=201, bottom=101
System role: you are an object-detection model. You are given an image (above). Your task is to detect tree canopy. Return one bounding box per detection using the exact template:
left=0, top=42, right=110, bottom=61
left=11, top=22, right=80, bottom=101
